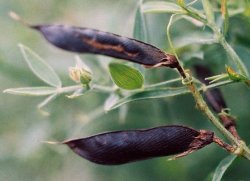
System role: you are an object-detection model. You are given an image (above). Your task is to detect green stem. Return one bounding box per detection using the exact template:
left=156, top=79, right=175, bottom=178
left=57, top=85, right=82, bottom=94
left=167, top=14, right=187, bottom=78
left=91, top=84, right=114, bottom=93
left=57, top=84, right=114, bottom=94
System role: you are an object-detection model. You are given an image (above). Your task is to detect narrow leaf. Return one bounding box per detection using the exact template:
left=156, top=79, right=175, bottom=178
left=142, top=1, right=183, bottom=14
left=119, top=104, right=128, bottom=123
left=104, top=93, right=120, bottom=111
left=221, top=0, right=229, bottom=35
left=174, top=34, right=216, bottom=48
left=19, top=44, right=62, bottom=87
left=212, top=154, right=237, bottom=181
left=3, top=87, right=57, bottom=96
left=109, top=63, right=144, bottom=90
left=108, top=86, right=189, bottom=111
left=133, top=0, right=147, bottom=74
left=133, top=0, right=148, bottom=42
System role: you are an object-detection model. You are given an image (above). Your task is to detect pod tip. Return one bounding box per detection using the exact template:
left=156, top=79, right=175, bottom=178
left=9, top=11, right=21, bottom=21
left=41, top=140, right=62, bottom=145
left=9, top=11, right=37, bottom=29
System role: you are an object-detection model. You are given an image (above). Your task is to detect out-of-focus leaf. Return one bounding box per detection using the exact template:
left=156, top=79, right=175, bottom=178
left=202, top=0, right=215, bottom=24
left=182, top=15, right=205, bottom=27
left=212, top=154, right=237, bottom=181
left=19, top=44, right=62, bottom=87
left=221, top=0, right=229, bottom=35
left=132, top=0, right=147, bottom=74
left=38, top=93, right=58, bottom=109
left=133, top=0, right=148, bottom=42
left=104, top=93, right=120, bottom=111
left=3, top=87, right=57, bottom=96
left=174, top=33, right=215, bottom=48
left=108, top=86, right=189, bottom=110
left=109, top=63, right=144, bottom=90
left=142, top=1, right=183, bottom=14
left=119, top=104, right=128, bottom=123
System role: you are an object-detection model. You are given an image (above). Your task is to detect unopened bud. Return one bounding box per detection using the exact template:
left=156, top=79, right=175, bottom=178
left=226, top=65, right=248, bottom=81
left=69, top=67, right=92, bottom=85
left=69, top=56, right=92, bottom=85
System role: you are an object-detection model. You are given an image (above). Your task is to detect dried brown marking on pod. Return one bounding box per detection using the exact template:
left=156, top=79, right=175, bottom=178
left=63, top=125, right=214, bottom=165
left=82, top=37, right=139, bottom=58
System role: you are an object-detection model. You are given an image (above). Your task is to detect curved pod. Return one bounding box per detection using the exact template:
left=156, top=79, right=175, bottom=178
left=32, top=25, right=178, bottom=68
left=64, top=125, right=213, bottom=165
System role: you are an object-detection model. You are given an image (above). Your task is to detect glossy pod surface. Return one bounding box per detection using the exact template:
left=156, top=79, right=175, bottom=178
left=32, top=25, right=177, bottom=67
left=64, top=125, right=202, bottom=165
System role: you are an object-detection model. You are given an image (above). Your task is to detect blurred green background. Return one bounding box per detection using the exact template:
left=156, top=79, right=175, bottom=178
left=1, top=0, right=250, bottom=181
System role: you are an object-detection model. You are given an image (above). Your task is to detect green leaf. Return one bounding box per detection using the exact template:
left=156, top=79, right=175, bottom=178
left=3, top=87, right=57, bottom=96
left=212, top=154, right=237, bottom=181
left=109, top=63, right=144, bottom=90
left=174, top=33, right=215, bottom=48
left=133, top=0, right=148, bottom=42
left=19, top=44, right=62, bottom=87
left=119, top=104, right=128, bottom=123
left=221, top=0, right=229, bottom=35
left=133, top=0, right=147, bottom=74
left=142, top=1, right=183, bottom=14
left=108, top=86, right=189, bottom=111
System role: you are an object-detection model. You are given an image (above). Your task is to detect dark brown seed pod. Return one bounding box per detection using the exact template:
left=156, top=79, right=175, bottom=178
left=31, top=25, right=179, bottom=68
left=63, top=125, right=214, bottom=165
left=9, top=12, right=186, bottom=77
left=194, top=64, right=240, bottom=139
left=194, top=65, right=227, bottom=113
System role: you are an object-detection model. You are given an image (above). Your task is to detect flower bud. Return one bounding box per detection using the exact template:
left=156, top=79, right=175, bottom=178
left=69, top=67, right=92, bottom=84
left=69, top=56, right=92, bottom=85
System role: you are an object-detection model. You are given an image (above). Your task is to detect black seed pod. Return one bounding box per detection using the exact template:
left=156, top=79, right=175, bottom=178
left=63, top=125, right=213, bottom=165
left=31, top=25, right=178, bottom=68
left=194, top=64, right=240, bottom=139
left=194, top=65, right=227, bottom=113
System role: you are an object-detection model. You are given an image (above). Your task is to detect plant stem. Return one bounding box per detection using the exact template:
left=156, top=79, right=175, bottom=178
left=57, top=84, right=114, bottom=94
left=172, top=3, right=250, bottom=160
left=187, top=81, right=237, bottom=144
left=185, top=78, right=250, bottom=160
